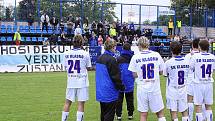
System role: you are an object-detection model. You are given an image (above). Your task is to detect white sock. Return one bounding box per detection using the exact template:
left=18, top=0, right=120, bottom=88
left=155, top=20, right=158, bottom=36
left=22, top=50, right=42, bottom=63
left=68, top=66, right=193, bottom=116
left=202, top=104, right=206, bottom=120
left=158, top=117, right=166, bottom=121
left=205, top=110, right=213, bottom=121
left=196, top=113, right=203, bottom=121
left=77, top=111, right=84, bottom=121
left=62, top=111, right=69, bottom=121
left=182, top=116, right=189, bottom=121
left=188, top=103, right=194, bottom=121
left=173, top=118, right=178, bottom=121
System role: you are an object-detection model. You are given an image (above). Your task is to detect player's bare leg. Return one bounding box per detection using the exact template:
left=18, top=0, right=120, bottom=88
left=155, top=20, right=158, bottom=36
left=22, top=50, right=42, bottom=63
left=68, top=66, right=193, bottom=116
left=181, top=109, right=189, bottom=121
left=156, top=109, right=166, bottom=121
left=170, top=111, right=178, bottom=121
left=76, top=101, right=85, bottom=121
left=205, top=104, right=213, bottom=121
left=140, top=112, right=147, bottom=121
left=195, top=105, right=203, bottom=121
left=62, top=99, right=72, bottom=121
left=187, top=95, right=194, bottom=121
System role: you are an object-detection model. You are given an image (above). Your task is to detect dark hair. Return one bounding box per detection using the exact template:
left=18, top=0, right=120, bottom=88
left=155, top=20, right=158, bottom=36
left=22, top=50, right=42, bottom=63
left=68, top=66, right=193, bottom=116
left=199, top=39, right=209, bottom=51
left=192, top=38, right=200, bottom=49
left=73, top=35, right=83, bottom=48
left=170, top=41, right=182, bottom=55
left=123, top=43, right=131, bottom=50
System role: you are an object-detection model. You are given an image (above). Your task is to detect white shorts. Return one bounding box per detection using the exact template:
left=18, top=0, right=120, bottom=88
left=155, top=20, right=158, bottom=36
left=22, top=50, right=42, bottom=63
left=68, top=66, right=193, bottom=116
left=187, top=83, right=194, bottom=96
left=166, top=98, right=188, bottom=112
left=137, top=86, right=164, bottom=113
left=193, top=83, right=213, bottom=105
left=66, top=87, right=89, bottom=102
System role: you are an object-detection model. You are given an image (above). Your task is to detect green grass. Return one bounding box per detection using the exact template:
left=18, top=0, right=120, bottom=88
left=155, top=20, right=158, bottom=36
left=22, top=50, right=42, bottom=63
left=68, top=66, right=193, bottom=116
left=0, top=72, right=214, bottom=121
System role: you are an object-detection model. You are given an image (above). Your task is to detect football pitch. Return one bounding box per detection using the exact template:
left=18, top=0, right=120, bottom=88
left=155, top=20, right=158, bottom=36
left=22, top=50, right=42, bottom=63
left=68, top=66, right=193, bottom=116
left=0, top=72, right=214, bottom=121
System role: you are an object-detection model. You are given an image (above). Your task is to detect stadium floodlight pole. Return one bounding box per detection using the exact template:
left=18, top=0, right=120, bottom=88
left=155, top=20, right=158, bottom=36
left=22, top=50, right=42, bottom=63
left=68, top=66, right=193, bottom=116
left=60, top=0, right=62, bottom=21
left=81, top=0, right=84, bottom=30
left=189, top=6, right=192, bottom=39
left=139, top=5, right=141, bottom=28
left=101, top=1, right=104, bottom=22
left=14, top=0, right=17, bottom=25
left=205, top=8, right=208, bottom=37
left=173, top=6, right=176, bottom=35
left=37, top=0, right=41, bottom=26
left=121, top=3, right=123, bottom=24
left=213, top=9, right=215, bottom=27
left=157, top=6, right=159, bottom=29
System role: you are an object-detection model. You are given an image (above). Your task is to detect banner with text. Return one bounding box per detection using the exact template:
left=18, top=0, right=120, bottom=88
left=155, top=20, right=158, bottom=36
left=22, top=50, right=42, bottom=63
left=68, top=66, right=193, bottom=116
left=0, top=45, right=103, bottom=72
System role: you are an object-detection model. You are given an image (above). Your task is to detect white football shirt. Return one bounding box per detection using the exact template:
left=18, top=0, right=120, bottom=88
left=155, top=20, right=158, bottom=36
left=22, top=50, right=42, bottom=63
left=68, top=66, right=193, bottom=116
left=64, top=48, right=92, bottom=88
left=128, top=50, right=164, bottom=92
left=164, top=56, right=189, bottom=99
left=190, top=52, right=215, bottom=83
left=184, top=50, right=199, bottom=84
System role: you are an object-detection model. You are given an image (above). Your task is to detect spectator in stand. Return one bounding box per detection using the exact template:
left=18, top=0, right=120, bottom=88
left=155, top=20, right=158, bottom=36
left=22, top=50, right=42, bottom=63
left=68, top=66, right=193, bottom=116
left=104, top=20, right=110, bottom=36
left=109, top=25, right=117, bottom=40
left=132, top=34, right=139, bottom=46
left=123, top=22, right=128, bottom=36
left=27, top=13, right=34, bottom=27
left=116, top=20, right=121, bottom=34
left=97, top=21, right=104, bottom=34
left=89, top=32, right=98, bottom=46
left=168, top=19, right=174, bottom=35
left=74, top=17, right=81, bottom=28
left=129, top=22, right=135, bottom=35
left=59, top=19, right=65, bottom=34
left=43, top=37, right=49, bottom=45
left=74, top=25, right=82, bottom=35
left=98, top=35, right=103, bottom=46
left=41, top=13, right=49, bottom=32
left=176, top=19, right=182, bottom=35
left=135, top=27, right=142, bottom=37
left=83, top=17, right=89, bottom=28
left=67, top=15, right=74, bottom=36
left=13, top=28, right=21, bottom=46
left=50, top=16, right=59, bottom=32
left=91, top=21, right=97, bottom=34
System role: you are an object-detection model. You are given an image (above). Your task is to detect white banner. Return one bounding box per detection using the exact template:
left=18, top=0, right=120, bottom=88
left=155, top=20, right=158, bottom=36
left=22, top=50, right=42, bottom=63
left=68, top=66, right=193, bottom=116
left=159, top=10, right=175, bottom=15
left=0, top=45, right=140, bottom=73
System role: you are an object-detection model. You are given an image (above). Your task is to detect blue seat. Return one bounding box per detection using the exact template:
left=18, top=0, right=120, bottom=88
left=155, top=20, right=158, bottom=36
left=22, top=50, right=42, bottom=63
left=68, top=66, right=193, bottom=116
left=1, top=37, right=6, bottom=41
left=13, top=25, right=17, bottom=33
left=24, top=26, right=30, bottom=33
left=1, top=25, right=6, bottom=33
left=7, top=37, right=13, bottom=41
left=26, top=37, right=31, bottom=41
left=32, top=37, right=37, bottom=42
left=21, top=37, right=25, bottom=41
left=36, top=26, right=42, bottom=34
left=42, top=30, right=47, bottom=34
left=38, top=37, right=43, bottom=42
left=48, top=29, right=53, bottom=34
left=7, top=25, right=13, bottom=33
left=30, top=26, right=36, bottom=33
left=19, top=26, right=25, bottom=33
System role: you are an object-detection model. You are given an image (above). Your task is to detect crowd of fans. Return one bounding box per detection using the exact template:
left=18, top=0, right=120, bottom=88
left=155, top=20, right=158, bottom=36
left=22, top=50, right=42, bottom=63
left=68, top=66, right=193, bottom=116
left=39, top=13, right=153, bottom=46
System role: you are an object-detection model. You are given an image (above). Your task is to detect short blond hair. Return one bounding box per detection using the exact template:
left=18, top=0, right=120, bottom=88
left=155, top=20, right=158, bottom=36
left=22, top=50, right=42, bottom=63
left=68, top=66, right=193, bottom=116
left=104, top=39, right=117, bottom=50
left=138, top=36, right=150, bottom=49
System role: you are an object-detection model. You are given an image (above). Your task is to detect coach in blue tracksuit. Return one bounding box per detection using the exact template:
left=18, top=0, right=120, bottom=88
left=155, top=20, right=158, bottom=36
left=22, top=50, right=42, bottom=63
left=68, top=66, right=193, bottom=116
left=116, top=43, right=135, bottom=121
left=96, top=39, right=125, bottom=121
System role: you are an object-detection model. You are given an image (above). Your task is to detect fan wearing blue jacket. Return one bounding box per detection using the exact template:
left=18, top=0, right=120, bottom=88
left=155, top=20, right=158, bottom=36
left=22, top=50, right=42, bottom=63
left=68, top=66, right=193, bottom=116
left=96, top=39, right=125, bottom=121
left=116, top=43, right=135, bottom=121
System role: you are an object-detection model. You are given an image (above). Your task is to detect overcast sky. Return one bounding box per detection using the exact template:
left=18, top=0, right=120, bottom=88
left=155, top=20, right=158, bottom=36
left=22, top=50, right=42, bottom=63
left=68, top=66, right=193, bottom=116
left=4, top=0, right=171, bottom=22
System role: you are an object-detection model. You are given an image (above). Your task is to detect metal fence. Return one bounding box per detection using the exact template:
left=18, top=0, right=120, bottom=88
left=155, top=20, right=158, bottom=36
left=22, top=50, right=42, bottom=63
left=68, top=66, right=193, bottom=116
left=0, top=0, right=215, bottom=28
